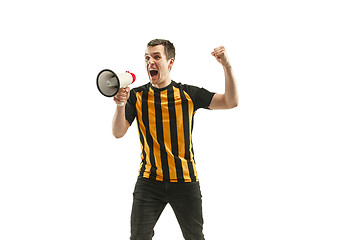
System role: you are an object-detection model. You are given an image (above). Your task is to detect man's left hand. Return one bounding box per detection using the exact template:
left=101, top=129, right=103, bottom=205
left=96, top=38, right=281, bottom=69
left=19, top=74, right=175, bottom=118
left=211, top=46, right=231, bottom=68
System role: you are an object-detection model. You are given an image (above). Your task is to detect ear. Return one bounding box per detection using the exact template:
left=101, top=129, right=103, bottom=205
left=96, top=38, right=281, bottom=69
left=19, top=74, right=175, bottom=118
left=168, top=58, right=175, bottom=71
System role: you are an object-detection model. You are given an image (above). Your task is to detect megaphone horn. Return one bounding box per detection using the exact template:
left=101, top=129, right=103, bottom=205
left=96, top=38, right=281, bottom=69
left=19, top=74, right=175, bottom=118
left=96, top=69, right=136, bottom=98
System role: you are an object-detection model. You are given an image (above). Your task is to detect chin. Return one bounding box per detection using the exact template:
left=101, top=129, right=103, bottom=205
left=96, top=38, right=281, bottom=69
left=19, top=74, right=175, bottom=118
left=149, top=77, right=159, bottom=85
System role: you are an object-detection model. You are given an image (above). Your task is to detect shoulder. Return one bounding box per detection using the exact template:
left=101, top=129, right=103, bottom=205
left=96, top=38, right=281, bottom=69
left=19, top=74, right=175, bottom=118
left=172, top=81, right=215, bottom=110
left=131, top=82, right=150, bottom=93
left=173, top=81, right=214, bottom=97
left=127, top=82, right=150, bottom=106
left=172, top=81, right=201, bottom=94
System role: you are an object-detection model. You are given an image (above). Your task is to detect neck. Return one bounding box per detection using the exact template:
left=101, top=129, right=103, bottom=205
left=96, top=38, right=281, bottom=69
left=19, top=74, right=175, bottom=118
left=151, top=78, right=172, bottom=89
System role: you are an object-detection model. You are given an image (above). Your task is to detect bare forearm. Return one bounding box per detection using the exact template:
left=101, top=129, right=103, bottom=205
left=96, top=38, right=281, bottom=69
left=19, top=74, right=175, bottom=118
left=209, top=46, right=239, bottom=109
left=223, top=65, right=239, bottom=108
left=112, top=105, right=129, bottom=138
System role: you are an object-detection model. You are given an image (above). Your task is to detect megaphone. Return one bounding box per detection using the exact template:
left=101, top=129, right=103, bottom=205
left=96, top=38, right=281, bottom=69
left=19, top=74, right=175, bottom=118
left=96, top=69, right=136, bottom=101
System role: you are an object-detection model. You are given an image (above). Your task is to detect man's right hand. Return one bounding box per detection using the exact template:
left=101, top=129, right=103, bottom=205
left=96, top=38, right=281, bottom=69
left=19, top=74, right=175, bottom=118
left=113, top=87, right=130, bottom=106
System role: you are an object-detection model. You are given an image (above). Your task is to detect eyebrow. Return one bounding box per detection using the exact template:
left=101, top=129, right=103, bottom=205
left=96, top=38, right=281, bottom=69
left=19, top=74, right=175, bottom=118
left=145, top=52, right=162, bottom=56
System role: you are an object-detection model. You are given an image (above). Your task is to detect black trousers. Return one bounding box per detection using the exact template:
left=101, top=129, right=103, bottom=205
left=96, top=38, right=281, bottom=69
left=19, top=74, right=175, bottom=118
left=130, top=177, right=205, bottom=240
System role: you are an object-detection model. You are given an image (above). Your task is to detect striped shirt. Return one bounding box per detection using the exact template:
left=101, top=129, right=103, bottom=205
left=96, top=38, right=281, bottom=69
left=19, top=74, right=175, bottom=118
left=125, top=81, right=215, bottom=182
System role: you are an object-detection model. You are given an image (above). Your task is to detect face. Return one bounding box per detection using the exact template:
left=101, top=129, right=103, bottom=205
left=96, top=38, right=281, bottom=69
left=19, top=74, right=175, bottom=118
left=145, top=45, right=174, bottom=88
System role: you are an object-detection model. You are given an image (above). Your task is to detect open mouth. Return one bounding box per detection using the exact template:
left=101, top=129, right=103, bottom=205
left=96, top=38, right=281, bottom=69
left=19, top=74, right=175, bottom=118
left=149, top=69, right=159, bottom=77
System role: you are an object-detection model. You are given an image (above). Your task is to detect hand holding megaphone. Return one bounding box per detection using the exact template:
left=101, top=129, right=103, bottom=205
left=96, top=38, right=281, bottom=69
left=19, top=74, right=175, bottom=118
left=96, top=69, right=136, bottom=106
left=113, top=87, right=130, bottom=106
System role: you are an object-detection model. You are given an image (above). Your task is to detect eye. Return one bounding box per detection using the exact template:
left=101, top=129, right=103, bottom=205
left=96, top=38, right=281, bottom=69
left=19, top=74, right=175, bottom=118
left=154, top=55, right=160, bottom=59
left=145, top=56, right=150, bottom=61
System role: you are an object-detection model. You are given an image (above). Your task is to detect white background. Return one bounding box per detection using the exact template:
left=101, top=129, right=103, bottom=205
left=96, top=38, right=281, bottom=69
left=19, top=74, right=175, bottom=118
left=1, top=0, right=359, bottom=239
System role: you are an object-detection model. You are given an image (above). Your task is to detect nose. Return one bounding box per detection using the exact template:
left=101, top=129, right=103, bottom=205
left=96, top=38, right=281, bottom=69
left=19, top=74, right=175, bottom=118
left=147, top=59, right=156, bottom=69
left=148, top=57, right=155, bottom=65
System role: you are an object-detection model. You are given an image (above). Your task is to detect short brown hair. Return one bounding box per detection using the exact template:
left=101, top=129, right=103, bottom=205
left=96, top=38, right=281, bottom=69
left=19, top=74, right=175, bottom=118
left=147, top=39, right=176, bottom=60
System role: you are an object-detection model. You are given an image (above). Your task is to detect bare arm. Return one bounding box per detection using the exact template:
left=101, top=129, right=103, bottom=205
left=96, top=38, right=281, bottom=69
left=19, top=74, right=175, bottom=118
left=112, top=87, right=131, bottom=138
left=209, top=46, right=239, bottom=110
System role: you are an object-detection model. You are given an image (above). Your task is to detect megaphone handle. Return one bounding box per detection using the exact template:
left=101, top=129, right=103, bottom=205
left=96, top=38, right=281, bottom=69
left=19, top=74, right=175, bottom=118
left=118, top=102, right=125, bottom=107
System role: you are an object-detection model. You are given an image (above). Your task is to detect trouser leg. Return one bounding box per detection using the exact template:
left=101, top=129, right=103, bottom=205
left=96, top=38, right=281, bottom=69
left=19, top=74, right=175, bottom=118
left=168, top=182, right=205, bottom=240
left=130, top=178, right=167, bottom=240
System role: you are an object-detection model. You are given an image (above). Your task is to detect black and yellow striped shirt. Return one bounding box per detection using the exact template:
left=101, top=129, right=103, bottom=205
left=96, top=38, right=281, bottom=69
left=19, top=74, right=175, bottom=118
left=125, top=81, right=215, bottom=182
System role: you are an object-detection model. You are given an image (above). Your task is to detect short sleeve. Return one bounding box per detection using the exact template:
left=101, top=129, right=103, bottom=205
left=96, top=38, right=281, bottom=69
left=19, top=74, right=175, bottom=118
left=183, top=84, right=215, bottom=111
left=125, top=89, right=137, bottom=125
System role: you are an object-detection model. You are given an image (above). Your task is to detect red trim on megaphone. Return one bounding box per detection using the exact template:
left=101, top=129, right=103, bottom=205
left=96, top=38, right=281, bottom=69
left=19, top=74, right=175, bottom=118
left=126, top=71, right=136, bottom=83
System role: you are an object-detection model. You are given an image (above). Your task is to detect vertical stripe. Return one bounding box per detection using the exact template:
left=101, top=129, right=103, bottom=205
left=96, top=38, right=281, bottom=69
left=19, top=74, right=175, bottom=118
left=160, top=90, right=176, bottom=180
left=136, top=115, right=146, bottom=178
left=168, top=87, right=184, bottom=182
left=183, top=91, right=197, bottom=182
left=135, top=91, right=151, bottom=179
left=147, top=89, right=163, bottom=181
left=140, top=91, right=157, bottom=180
left=172, top=87, right=188, bottom=182
left=154, top=90, right=170, bottom=180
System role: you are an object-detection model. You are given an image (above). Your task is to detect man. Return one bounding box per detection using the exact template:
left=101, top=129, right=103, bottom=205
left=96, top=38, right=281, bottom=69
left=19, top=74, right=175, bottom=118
left=112, top=39, right=238, bottom=239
